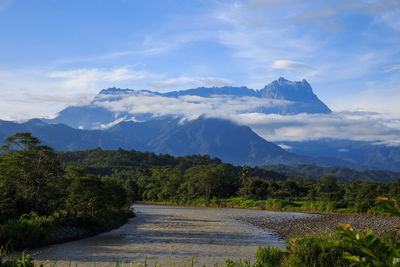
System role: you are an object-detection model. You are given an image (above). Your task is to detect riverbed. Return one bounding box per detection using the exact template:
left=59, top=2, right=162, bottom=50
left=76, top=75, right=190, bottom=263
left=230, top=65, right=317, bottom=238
left=31, top=204, right=315, bottom=266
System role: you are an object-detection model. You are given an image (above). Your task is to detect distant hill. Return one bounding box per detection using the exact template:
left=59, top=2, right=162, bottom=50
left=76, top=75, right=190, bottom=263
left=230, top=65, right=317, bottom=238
left=0, top=119, right=123, bottom=150
left=0, top=117, right=349, bottom=167
left=108, top=117, right=316, bottom=166
left=280, top=139, right=400, bottom=171
left=264, top=164, right=400, bottom=183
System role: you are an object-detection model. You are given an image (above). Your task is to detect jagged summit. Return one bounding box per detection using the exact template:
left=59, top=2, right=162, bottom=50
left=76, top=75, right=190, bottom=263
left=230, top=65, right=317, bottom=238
left=99, top=87, right=133, bottom=95
left=259, top=77, right=331, bottom=113
left=98, top=87, right=155, bottom=96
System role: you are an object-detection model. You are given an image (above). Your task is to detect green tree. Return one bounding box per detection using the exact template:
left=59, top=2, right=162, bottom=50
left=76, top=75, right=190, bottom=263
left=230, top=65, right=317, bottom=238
left=317, top=175, right=344, bottom=201
left=248, top=178, right=269, bottom=200
left=0, top=132, right=63, bottom=217
left=66, top=174, right=105, bottom=217
left=102, top=176, right=128, bottom=212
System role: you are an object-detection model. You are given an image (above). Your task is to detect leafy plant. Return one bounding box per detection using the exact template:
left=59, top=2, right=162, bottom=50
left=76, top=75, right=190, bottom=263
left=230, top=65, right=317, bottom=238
left=337, top=223, right=400, bottom=266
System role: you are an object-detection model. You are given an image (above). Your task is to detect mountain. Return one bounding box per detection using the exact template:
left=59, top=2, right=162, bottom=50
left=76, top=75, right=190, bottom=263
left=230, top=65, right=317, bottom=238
left=0, top=119, right=123, bottom=150
left=108, top=117, right=315, bottom=166
left=259, top=78, right=331, bottom=114
left=44, top=77, right=331, bottom=130
left=0, top=117, right=347, bottom=167
left=279, top=139, right=400, bottom=171
left=5, top=77, right=399, bottom=171
left=1, top=118, right=398, bottom=181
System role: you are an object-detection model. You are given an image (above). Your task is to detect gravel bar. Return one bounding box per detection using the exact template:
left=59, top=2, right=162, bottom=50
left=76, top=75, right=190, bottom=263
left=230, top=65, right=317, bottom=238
left=236, top=213, right=400, bottom=238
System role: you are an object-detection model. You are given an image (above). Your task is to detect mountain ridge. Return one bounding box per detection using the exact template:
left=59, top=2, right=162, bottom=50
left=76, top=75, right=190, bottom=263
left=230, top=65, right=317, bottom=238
left=44, top=77, right=331, bottom=130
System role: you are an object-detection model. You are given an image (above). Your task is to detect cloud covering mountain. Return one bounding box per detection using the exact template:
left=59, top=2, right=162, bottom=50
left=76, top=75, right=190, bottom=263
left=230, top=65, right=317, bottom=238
left=45, top=78, right=400, bottom=147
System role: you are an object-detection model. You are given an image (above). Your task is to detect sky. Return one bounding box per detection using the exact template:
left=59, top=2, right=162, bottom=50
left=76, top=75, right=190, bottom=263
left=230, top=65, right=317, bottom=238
left=0, top=0, right=399, bottom=141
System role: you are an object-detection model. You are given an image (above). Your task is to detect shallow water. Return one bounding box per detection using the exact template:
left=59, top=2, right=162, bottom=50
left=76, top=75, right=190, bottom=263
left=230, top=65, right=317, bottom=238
left=31, top=204, right=314, bottom=266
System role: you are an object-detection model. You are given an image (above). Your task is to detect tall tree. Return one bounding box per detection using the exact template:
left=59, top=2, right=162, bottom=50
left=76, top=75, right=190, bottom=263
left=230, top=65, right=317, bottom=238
left=0, top=132, right=63, bottom=216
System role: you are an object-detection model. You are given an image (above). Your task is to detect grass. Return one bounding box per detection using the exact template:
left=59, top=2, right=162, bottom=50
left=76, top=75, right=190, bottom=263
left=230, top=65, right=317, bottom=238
left=139, top=197, right=361, bottom=215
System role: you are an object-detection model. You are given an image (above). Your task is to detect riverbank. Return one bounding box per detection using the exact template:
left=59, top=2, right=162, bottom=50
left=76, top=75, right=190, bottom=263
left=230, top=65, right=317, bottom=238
left=138, top=200, right=400, bottom=238
left=137, top=198, right=378, bottom=215
left=237, top=213, right=400, bottom=238
left=0, top=211, right=134, bottom=251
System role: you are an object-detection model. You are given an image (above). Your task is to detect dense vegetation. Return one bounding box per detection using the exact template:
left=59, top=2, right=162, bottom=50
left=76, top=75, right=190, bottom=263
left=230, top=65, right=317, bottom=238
left=0, top=133, right=133, bottom=251
left=264, top=164, right=400, bottom=183
left=59, top=148, right=400, bottom=214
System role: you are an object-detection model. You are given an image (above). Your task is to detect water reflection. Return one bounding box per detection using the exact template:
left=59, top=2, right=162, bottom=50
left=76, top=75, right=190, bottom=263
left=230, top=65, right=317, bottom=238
left=31, top=204, right=313, bottom=266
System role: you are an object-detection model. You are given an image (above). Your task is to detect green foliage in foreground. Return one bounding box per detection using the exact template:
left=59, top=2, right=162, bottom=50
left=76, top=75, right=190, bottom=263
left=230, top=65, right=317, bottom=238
left=251, top=198, right=400, bottom=267
left=0, top=133, right=133, bottom=251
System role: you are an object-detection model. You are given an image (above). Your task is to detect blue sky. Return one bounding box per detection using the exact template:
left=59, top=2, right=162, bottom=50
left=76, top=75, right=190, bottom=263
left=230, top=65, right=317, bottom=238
left=0, top=0, right=400, bottom=120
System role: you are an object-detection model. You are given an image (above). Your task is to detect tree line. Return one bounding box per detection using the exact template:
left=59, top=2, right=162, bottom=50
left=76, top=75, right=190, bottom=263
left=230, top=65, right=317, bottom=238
left=60, top=146, right=400, bottom=214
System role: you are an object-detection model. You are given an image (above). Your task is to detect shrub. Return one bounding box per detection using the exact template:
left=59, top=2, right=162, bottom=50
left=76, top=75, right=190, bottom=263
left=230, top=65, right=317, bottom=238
left=265, top=199, right=293, bottom=210
left=284, top=234, right=349, bottom=267
left=254, top=246, right=286, bottom=267
left=0, top=218, right=46, bottom=250
left=0, top=247, right=35, bottom=267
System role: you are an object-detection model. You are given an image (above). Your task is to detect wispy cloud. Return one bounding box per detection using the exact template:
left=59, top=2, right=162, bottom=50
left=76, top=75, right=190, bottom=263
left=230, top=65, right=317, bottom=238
left=0, top=67, right=156, bottom=120
left=49, top=68, right=151, bottom=89
left=289, top=8, right=342, bottom=30
left=148, top=76, right=231, bottom=89
left=384, top=64, right=400, bottom=72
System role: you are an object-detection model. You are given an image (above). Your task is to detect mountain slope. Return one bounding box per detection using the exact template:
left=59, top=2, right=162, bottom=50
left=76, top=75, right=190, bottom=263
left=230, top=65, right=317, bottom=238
left=0, top=119, right=124, bottom=150
left=0, top=118, right=333, bottom=167
left=280, top=139, right=400, bottom=171
left=108, top=117, right=308, bottom=166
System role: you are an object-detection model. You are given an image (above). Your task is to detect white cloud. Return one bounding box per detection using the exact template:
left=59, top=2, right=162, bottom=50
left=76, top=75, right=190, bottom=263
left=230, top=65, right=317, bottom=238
left=93, top=91, right=400, bottom=145
left=270, top=60, right=314, bottom=70
left=49, top=68, right=150, bottom=89
left=0, top=67, right=155, bottom=120
left=231, top=112, right=400, bottom=143
left=199, top=77, right=231, bottom=87
left=277, top=143, right=292, bottom=150
left=95, top=93, right=291, bottom=119
left=384, top=64, right=400, bottom=72
left=99, top=116, right=128, bottom=129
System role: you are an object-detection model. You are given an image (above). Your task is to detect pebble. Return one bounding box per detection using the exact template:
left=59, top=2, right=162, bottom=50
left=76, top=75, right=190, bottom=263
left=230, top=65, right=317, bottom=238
left=236, top=213, right=400, bottom=238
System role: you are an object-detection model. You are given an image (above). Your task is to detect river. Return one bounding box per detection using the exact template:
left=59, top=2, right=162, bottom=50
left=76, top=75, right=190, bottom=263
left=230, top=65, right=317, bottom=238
left=31, top=204, right=315, bottom=266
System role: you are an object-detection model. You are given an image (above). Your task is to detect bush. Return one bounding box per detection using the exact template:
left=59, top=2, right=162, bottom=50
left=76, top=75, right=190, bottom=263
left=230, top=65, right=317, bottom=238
left=284, top=234, right=349, bottom=267
left=265, top=199, right=293, bottom=210
left=0, top=218, right=46, bottom=250
left=0, top=247, right=35, bottom=267
left=300, top=201, right=336, bottom=213
left=254, top=246, right=286, bottom=267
